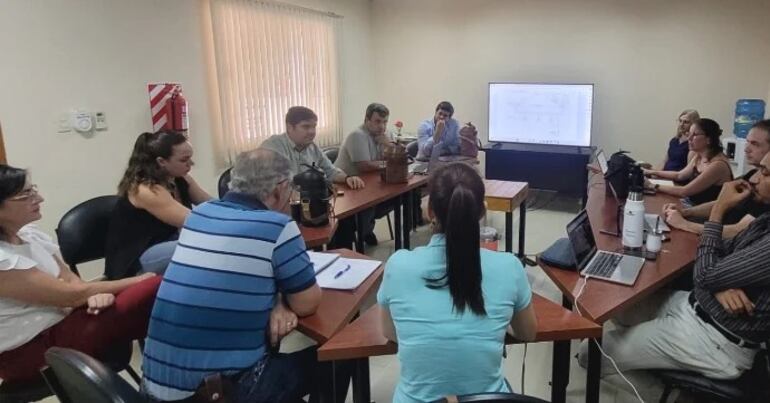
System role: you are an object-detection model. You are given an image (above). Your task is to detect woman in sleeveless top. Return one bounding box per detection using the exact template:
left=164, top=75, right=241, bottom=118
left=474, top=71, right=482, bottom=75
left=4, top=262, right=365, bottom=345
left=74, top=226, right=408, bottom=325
left=660, top=109, right=700, bottom=172
left=644, top=118, right=733, bottom=206
left=105, top=131, right=211, bottom=279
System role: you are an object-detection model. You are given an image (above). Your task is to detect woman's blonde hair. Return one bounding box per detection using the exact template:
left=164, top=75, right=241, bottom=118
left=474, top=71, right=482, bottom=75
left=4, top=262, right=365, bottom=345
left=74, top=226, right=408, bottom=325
left=677, top=109, right=700, bottom=137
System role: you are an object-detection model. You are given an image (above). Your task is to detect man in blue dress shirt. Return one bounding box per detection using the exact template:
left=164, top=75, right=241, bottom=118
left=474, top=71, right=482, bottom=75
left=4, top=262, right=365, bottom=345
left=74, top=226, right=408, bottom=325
left=417, top=101, right=461, bottom=159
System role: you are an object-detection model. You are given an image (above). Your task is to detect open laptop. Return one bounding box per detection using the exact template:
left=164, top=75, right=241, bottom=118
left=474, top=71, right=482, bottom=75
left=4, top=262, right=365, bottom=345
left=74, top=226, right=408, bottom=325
left=566, top=210, right=645, bottom=286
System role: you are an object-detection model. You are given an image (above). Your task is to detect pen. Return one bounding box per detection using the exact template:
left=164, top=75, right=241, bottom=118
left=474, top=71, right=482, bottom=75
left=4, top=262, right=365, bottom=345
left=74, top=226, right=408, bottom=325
left=334, top=265, right=352, bottom=279
left=655, top=215, right=660, bottom=233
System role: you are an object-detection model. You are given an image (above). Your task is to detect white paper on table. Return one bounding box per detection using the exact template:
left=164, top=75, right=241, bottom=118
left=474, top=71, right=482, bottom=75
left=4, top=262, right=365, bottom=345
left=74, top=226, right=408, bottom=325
left=316, top=257, right=382, bottom=290
left=307, top=251, right=341, bottom=274
left=649, top=179, right=674, bottom=187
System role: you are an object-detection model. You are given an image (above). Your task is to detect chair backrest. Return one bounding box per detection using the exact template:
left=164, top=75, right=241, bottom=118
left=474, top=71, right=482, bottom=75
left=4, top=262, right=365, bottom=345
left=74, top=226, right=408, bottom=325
left=55, top=195, right=119, bottom=271
left=406, top=140, right=419, bottom=159
left=218, top=167, right=232, bottom=198
left=323, top=146, right=339, bottom=164
left=44, top=347, right=145, bottom=403
left=438, top=392, right=550, bottom=403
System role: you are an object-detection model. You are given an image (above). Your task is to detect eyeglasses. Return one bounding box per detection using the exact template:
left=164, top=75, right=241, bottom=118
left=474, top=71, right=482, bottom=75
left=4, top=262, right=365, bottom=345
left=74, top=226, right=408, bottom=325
left=8, top=185, right=40, bottom=202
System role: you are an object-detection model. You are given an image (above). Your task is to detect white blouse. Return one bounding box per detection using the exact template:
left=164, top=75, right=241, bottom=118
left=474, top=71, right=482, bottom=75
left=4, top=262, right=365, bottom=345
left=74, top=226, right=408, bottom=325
left=0, top=225, right=68, bottom=353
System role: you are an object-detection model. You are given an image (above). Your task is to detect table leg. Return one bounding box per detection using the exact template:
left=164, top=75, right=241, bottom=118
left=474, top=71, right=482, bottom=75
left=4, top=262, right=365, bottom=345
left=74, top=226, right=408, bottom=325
left=354, top=213, right=365, bottom=254
left=352, top=358, right=371, bottom=403
left=394, top=195, right=403, bottom=250
left=403, top=191, right=413, bottom=250
left=551, top=340, right=570, bottom=403
left=586, top=338, right=602, bottom=403
left=505, top=211, right=513, bottom=253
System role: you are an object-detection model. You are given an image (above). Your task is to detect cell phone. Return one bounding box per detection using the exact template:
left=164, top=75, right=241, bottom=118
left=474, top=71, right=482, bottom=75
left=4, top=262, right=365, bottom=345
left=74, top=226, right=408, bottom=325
left=336, top=190, right=344, bottom=196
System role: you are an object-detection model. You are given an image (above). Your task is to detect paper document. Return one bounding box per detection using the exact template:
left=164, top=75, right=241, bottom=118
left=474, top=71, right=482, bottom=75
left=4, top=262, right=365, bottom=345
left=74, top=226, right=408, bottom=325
left=649, top=179, right=674, bottom=187
left=307, top=251, right=341, bottom=274
left=316, top=257, right=381, bottom=290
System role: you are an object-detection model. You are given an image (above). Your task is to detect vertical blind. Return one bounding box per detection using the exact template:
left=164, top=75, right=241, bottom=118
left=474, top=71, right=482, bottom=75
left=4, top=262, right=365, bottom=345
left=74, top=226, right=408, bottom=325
left=209, top=0, right=342, bottom=161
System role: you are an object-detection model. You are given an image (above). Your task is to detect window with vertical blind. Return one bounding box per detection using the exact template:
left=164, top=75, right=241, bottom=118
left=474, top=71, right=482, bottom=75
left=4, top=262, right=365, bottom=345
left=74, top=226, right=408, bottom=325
left=209, top=0, right=342, bottom=161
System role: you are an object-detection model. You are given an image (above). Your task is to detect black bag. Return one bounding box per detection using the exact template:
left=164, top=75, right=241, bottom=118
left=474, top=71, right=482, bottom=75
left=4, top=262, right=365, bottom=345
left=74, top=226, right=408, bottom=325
left=605, top=151, right=636, bottom=200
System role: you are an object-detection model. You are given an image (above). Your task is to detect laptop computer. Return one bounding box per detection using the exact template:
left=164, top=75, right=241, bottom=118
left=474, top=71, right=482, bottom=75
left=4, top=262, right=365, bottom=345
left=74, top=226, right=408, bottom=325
left=566, top=210, right=645, bottom=286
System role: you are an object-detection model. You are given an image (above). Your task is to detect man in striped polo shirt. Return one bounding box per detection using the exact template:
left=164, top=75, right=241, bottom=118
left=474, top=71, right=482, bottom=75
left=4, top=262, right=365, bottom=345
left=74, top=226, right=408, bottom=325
left=142, top=149, right=321, bottom=402
left=580, top=152, right=770, bottom=380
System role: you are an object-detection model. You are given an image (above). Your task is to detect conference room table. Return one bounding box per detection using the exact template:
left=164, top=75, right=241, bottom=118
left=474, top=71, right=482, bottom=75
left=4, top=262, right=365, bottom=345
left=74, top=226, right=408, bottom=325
left=539, top=173, right=699, bottom=403
left=332, top=171, right=429, bottom=252
left=317, top=294, right=602, bottom=403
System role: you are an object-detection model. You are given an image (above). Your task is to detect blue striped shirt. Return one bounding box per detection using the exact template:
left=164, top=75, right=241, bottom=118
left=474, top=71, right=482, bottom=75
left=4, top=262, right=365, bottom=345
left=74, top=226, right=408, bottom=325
left=142, top=193, right=316, bottom=401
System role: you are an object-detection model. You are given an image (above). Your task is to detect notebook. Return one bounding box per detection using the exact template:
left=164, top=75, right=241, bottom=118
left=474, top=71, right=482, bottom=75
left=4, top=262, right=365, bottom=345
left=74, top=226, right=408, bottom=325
left=315, top=257, right=382, bottom=290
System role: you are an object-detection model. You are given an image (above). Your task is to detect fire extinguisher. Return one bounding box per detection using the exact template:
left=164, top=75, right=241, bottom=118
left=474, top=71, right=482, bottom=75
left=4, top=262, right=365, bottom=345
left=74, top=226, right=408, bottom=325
left=170, top=90, right=188, bottom=132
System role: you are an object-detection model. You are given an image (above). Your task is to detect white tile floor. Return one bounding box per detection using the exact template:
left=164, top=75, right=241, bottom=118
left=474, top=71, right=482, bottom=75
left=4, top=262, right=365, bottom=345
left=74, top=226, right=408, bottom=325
left=40, top=194, right=687, bottom=403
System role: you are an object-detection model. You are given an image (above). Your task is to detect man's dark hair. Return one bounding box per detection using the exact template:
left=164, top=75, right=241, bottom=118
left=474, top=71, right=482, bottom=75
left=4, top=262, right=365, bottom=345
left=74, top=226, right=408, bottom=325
left=435, top=101, right=454, bottom=117
left=285, top=106, right=318, bottom=127
left=751, top=119, right=770, bottom=143
left=365, top=103, right=389, bottom=120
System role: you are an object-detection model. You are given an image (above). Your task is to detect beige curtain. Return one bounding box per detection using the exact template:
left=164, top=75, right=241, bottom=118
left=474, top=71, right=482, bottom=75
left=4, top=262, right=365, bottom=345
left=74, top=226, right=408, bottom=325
left=209, top=0, right=342, bottom=162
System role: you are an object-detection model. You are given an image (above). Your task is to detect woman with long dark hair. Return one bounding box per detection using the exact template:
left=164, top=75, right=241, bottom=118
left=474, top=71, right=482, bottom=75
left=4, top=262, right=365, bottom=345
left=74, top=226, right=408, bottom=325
left=0, top=165, right=160, bottom=382
left=105, top=131, right=211, bottom=279
left=645, top=118, right=733, bottom=206
left=377, top=163, right=537, bottom=402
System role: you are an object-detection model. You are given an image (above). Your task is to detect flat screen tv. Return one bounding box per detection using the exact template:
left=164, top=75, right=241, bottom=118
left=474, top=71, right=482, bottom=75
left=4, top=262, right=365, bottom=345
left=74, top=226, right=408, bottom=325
left=488, top=82, right=594, bottom=147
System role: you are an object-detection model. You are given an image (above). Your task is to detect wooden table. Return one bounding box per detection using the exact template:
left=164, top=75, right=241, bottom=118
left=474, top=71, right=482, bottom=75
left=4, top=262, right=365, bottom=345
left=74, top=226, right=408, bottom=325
left=334, top=172, right=429, bottom=252
left=539, top=175, right=699, bottom=403
left=299, top=217, right=338, bottom=249
left=297, top=249, right=384, bottom=344
left=318, top=294, right=601, bottom=403
left=484, top=180, right=529, bottom=257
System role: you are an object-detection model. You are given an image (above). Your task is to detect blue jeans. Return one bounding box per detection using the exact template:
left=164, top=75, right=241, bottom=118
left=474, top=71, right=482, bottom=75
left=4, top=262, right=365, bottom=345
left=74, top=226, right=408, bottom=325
left=139, top=240, right=178, bottom=275
left=234, top=347, right=317, bottom=403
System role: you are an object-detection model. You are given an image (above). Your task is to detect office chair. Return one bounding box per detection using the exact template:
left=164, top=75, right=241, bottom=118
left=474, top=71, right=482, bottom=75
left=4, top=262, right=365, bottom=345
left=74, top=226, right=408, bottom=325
left=55, top=195, right=141, bottom=385
left=56, top=195, right=119, bottom=276
left=218, top=167, right=232, bottom=198
left=656, top=351, right=770, bottom=403
left=44, top=347, right=145, bottom=403
left=0, top=376, right=55, bottom=403
left=406, top=140, right=420, bottom=160
left=435, top=392, right=550, bottom=402
left=322, top=146, right=340, bottom=164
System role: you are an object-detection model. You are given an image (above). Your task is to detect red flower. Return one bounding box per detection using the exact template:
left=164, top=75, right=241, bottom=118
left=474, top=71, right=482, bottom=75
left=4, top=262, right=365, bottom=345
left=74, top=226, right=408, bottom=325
left=395, top=121, right=403, bottom=128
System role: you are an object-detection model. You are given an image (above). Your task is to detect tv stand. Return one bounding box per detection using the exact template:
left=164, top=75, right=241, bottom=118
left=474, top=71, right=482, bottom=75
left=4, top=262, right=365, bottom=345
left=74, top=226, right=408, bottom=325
left=484, top=143, right=591, bottom=206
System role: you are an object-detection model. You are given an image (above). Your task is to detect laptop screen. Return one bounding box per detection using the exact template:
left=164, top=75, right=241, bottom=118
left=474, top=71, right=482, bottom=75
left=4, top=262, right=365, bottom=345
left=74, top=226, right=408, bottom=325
left=597, top=150, right=608, bottom=175
left=566, top=210, right=597, bottom=270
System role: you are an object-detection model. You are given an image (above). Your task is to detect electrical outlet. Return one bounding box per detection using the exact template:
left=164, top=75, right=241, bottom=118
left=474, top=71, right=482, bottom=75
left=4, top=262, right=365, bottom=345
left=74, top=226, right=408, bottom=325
left=95, top=112, right=107, bottom=130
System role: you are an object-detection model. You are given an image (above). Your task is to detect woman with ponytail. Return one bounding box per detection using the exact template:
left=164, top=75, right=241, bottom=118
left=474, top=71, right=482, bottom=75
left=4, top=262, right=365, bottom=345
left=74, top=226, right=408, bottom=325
left=377, top=163, right=537, bottom=402
left=105, top=131, right=211, bottom=279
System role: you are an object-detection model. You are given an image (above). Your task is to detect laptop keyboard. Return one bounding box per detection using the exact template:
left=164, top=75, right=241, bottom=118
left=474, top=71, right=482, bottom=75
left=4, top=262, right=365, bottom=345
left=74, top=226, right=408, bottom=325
left=583, top=252, right=623, bottom=278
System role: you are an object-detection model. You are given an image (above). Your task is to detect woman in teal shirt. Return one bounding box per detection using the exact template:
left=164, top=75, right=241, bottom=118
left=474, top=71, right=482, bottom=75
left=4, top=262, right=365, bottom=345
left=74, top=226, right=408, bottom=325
left=377, top=163, right=538, bottom=403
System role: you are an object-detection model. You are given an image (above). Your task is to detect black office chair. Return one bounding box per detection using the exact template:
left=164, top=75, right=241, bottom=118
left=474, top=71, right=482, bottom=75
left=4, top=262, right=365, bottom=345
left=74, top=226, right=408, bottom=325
left=218, top=167, right=232, bottom=198
left=406, top=140, right=419, bottom=160
left=656, top=351, right=770, bottom=403
left=323, top=146, right=340, bottom=164
left=56, top=195, right=119, bottom=276
left=434, top=392, right=550, bottom=402
left=44, top=347, right=145, bottom=403
left=0, top=376, right=55, bottom=403
left=55, top=195, right=141, bottom=385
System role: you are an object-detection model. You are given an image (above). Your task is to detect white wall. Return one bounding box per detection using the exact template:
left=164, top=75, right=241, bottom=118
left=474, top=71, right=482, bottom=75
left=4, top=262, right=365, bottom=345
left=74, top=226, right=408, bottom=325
left=0, top=0, right=372, bottom=236
left=370, top=0, right=770, bottom=165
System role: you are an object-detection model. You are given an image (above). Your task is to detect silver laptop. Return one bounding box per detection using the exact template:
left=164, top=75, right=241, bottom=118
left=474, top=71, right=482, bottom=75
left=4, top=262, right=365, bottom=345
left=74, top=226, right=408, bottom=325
left=566, top=210, right=645, bottom=286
